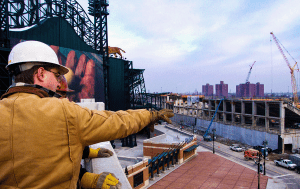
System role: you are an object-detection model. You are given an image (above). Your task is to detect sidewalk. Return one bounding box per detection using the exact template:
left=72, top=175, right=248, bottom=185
left=147, top=151, right=269, bottom=189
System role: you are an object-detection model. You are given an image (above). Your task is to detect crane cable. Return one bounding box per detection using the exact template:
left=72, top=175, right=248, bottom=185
left=270, top=34, right=273, bottom=95
left=276, top=35, right=300, bottom=94
left=276, top=37, right=299, bottom=70
left=271, top=33, right=300, bottom=95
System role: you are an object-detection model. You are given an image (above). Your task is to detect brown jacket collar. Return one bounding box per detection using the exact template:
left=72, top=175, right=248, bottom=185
left=1, top=86, right=50, bottom=99
left=1, top=83, right=61, bottom=99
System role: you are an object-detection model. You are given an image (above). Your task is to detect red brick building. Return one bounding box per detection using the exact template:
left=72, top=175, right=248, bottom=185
left=202, top=83, right=213, bottom=96
left=215, top=81, right=228, bottom=97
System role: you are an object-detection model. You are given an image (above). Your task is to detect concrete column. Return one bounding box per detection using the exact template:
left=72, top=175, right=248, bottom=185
left=215, top=101, right=219, bottom=121
left=198, top=102, right=202, bottom=118
left=223, top=100, right=226, bottom=123
left=252, top=101, right=257, bottom=127
left=241, top=100, right=245, bottom=125
left=231, top=100, right=235, bottom=125
left=282, top=138, right=285, bottom=154
left=208, top=100, right=212, bottom=120
left=265, top=102, right=269, bottom=132
left=280, top=101, right=285, bottom=134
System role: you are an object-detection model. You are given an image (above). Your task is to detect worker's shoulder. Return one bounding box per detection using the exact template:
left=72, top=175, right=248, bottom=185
left=59, top=98, right=86, bottom=109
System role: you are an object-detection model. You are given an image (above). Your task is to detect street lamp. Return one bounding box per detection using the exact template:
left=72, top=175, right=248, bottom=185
left=212, top=128, right=216, bottom=154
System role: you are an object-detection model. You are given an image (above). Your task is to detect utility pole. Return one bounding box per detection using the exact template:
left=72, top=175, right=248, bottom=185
left=263, top=140, right=268, bottom=175
left=257, top=152, right=262, bottom=189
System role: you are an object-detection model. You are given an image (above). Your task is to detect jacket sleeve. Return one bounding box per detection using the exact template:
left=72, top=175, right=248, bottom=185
left=62, top=99, right=151, bottom=146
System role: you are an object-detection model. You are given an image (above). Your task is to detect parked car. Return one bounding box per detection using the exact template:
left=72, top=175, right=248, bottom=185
left=296, top=166, right=300, bottom=174
left=230, top=145, right=243, bottom=152
left=292, top=148, right=300, bottom=154
left=274, top=159, right=297, bottom=170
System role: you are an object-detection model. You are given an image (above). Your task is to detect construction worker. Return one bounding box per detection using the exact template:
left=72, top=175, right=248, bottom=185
left=56, top=75, right=115, bottom=188
left=0, top=40, right=174, bottom=189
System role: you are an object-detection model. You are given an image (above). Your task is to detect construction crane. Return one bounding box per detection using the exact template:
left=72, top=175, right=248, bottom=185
left=270, top=32, right=299, bottom=107
left=246, top=61, right=256, bottom=83
left=203, top=99, right=223, bottom=141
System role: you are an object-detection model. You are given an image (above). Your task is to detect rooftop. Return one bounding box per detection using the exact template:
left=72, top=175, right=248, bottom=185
left=113, top=125, right=272, bottom=189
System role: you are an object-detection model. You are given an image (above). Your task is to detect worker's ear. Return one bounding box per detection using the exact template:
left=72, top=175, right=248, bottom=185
left=35, top=67, right=46, bottom=82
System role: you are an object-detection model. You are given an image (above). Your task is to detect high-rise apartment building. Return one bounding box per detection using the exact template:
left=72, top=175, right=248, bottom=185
left=215, top=81, right=228, bottom=97
left=256, top=82, right=264, bottom=97
left=202, top=83, right=213, bottom=96
left=236, top=82, right=264, bottom=97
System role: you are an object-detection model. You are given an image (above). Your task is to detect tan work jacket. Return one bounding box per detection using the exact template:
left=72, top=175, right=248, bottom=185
left=0, top=88, right=151, bottom=188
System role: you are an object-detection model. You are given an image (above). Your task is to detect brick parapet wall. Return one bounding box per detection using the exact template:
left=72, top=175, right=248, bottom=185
left=126, top=158, right=149, bottom=189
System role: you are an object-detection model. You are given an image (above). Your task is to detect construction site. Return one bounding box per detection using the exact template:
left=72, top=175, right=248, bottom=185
left=1, top=0, right=300, bottom=188
left=162, top=95, right=300, bottom=153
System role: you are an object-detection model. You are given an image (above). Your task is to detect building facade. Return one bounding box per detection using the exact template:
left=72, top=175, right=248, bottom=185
left=202, top=83, right=213, bottom=96
left=256, top=82, right=264, bottom=97
left=236, top=82, right=264, bottom=97
left=215, top=81, right=228, bottom=97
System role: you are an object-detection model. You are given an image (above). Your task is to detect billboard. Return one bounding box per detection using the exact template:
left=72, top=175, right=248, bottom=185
left=10, top=39, right=104, bottom=102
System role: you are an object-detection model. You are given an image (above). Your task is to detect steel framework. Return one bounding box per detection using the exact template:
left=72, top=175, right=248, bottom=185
left=0, top=0, right=9, bottom=48
left=6, top=0, right=95, bottom=49
left=88, top=0, right=109, bottom=109
left=0, top=0, right=149, bottom=111
left=129, top=69, right=148, bottom=108
left=0, top=0, right=110, bottom=105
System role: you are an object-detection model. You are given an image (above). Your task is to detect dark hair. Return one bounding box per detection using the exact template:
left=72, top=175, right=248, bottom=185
left=14, top=64, right=60, bottom=84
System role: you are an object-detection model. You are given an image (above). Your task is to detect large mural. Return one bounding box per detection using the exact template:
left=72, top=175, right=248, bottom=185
left=10, top=38, right=105, bottom=102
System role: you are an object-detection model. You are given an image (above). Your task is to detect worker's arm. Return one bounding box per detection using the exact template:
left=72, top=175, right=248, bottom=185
left=78, top=108, right=152, bottom=146
left=62, top=99, right=172, bottom=146
left=61, top=99, right=149, bottom=145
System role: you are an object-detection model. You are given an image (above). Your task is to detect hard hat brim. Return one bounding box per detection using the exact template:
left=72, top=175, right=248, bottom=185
left=6, top=61, right=69, bottom=75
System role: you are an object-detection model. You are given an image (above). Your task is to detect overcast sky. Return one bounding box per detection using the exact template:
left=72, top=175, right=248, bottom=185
left=78, top=0, right=300, bottom=94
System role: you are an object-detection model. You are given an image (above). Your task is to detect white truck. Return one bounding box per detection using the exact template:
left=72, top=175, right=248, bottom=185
left=274, top=159, right=297, bottom=170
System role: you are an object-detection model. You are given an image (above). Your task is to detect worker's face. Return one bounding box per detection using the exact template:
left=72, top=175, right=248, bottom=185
left=42, top=68, right=62, bottom=92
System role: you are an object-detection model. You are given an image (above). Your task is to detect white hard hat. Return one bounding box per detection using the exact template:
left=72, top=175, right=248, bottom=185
left=6, top=40, right=69, bottom=75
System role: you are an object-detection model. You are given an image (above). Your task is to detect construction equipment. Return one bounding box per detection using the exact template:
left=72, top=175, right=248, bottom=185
left=203, top=99, right=223, bottom=141
left=246, top=61, right=256, bottom=83
left=270, top=32, right=299, bottom=108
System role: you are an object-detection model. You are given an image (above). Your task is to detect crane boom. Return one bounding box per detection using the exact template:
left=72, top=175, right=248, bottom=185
left=246, top=61, right=256, bottom=83
left=270, top=32, right=299, bottom=107
left=204, top=99, right=223, bottom=138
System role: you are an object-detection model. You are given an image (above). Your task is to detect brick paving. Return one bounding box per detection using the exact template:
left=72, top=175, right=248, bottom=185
left=148, top=152, right=269, bottom=189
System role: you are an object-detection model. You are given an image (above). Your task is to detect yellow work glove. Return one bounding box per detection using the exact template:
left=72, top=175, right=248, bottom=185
left=81, top=172, right=121, bottom=189
left=89, top=148, right=114, bottom=158
left=148, top=109, right=174, bottom=132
